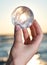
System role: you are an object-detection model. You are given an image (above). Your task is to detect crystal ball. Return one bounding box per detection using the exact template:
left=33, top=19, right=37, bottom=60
left=11, top=6, right=34, bottom=28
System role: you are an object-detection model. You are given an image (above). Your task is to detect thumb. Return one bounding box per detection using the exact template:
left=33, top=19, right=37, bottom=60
left=14, top=25, right=23, bottom=45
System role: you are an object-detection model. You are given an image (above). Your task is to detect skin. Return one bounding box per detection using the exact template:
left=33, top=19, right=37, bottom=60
left=6, top=20, right=43, bottom=65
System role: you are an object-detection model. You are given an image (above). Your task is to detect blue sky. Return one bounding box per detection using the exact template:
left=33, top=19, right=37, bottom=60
left=0, top=0, right=47, bottom=35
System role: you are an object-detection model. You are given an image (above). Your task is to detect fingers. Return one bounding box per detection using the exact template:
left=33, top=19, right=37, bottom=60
left=28, top=20, right=43, bottom=54
left=30, top=20, right=43, bottom=39
left=30, top=21, right=36, bottom=39
left=23, top=28, right=29, bottom=40
left=22, top=28, right=30, bottom=45
left=30, top=20, right=43, bottom=44
left=33, top=20, right=43, bottom=35
left=14, top=25, right=23, bottom=45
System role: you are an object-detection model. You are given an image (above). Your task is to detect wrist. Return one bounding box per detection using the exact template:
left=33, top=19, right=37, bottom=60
left=6, top=58, right=26, bottom=65
left=12, top=58, right=26, bottom=65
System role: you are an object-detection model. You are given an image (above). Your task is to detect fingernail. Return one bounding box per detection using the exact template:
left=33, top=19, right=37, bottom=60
left=15, top=25, right=21, bottom=31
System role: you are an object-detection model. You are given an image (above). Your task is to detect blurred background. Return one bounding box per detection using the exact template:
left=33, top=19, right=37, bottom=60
left=0, top=0, right=47, bottom=65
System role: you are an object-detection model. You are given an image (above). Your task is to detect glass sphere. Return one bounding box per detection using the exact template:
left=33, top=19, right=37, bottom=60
left=11, top=6, right=34, bottom=28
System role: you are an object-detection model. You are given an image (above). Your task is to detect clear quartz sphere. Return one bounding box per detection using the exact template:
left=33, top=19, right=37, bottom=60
left=11, top=6, right=34, bottom=28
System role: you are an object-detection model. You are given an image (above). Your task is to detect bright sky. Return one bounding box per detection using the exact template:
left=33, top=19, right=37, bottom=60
left=0, top=0, right=47, bottom=35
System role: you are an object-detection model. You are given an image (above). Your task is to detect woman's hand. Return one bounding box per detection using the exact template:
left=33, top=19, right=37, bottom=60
left=6, top=20, right=43, bottom=65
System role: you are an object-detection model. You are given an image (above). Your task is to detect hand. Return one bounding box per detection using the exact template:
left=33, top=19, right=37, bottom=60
left=6, top=20, right=43, bottom=65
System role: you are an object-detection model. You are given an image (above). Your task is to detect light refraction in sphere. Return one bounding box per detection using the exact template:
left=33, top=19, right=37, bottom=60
left=11, top=6, right=34, bottom=28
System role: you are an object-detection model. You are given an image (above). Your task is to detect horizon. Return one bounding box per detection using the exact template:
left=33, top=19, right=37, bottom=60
left=0, top=0, right=47, bottom=35
left=0, top=33, right=47, bottom=36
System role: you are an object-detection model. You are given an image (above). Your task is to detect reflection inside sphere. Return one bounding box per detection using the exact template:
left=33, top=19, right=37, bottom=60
left=11, top=6, right=34, bottom=28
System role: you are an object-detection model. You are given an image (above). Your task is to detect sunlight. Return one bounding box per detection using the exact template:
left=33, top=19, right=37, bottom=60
left=27, top=54, right=40, bottom=65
